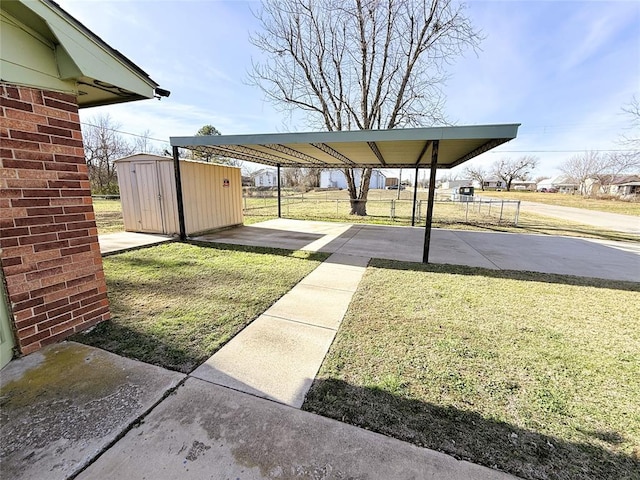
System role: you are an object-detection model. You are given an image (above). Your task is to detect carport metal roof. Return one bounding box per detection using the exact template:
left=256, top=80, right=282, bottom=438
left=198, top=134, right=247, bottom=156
left=170, top=124, right=520, bottom=169
left=169, top=123, right=520, bottom=263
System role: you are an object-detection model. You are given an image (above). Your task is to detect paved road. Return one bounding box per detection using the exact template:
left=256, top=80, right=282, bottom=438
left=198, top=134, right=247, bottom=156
left=512, top=200, right=639, bottom=235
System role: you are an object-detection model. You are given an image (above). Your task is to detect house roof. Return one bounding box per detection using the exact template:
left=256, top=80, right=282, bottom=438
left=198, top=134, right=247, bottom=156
left=171, top=124, right=520, bottom=169
left=1, top=0, right=168, bottom=107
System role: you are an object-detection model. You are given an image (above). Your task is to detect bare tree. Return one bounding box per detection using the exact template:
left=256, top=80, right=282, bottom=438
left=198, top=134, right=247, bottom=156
left=133, top=129, right=157, bottom=154
left=491, top=156, right=538, bottom=191
left=250, top=0, right=480, bottom=215
left=82, top=114, right=134, bottom=194
left=620, top=94, right=640, bottom=150
left=464, top=165, right=489, bottom=191
left=560, top=151, right=613, bottom=195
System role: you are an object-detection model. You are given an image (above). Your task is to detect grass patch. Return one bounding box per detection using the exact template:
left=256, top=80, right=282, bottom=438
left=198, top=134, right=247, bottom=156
left=303, top=260, right=640, bottom=480
left=72, top=242, right=327, bottom=372
left=92, top=198, right=124, bottom=234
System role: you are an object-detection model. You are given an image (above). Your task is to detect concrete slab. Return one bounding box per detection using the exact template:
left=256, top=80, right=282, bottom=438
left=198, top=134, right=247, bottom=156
left=298, top=264, right=367, bottom=292
left=195, top=219, right=639, bottom=282
left=78, top=377, right=518, bottom=480
left=451, top=230, right=640, bottom=282
left=0, top=342, right=185, bottom=480
left=265, top=283, right=356, bottom=329
left=99, top=231, right=173, bottom=255
left=191, top=315, right=337, bottom=407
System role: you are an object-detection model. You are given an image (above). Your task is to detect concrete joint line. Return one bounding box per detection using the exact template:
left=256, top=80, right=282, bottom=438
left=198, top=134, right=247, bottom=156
left=260, top=313, right=340, bottom=332
left=67, top=375, right=189, bottom=480
left=451, top=231, right=503, bottom=270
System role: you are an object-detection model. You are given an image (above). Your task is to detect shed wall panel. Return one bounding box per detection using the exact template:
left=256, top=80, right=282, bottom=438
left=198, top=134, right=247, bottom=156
left=181, top=162, right=243, bottom=235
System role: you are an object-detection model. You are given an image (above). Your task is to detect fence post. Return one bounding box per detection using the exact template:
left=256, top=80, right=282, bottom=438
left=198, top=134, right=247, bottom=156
left=465, top=199, right=469, bottom=222
left=499, top=200, right=504, bottom=222
left=488, top=200, right=492, bottom=216
left=390, top=199, right=395, bottom=220
left=336, top=199, right=339, bottom=215
left=515, top=200, right=520, bottom=226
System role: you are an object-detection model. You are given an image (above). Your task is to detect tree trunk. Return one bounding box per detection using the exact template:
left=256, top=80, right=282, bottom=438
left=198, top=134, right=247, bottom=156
left=350, top=198, right=367, bottom=215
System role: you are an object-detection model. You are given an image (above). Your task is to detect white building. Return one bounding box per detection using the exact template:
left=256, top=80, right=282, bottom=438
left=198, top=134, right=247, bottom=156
left=320, top=169, right=386, bottom=189
left=252, top=168, right=278, bottom=187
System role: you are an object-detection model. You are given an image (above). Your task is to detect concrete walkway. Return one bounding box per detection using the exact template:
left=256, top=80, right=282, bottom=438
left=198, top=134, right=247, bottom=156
left=192, top=253, right=369, bottom=408
left=98, top=231, right=173, bottom=255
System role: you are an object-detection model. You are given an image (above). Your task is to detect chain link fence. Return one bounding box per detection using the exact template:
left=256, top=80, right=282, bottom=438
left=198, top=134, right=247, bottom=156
left=243, top=193, right=521, bottom=226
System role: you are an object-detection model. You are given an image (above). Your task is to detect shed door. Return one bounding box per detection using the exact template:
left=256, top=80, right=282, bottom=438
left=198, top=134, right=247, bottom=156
left=0, top=283, right=15, bottom=370
left=132, top=162, right=165, bottom=233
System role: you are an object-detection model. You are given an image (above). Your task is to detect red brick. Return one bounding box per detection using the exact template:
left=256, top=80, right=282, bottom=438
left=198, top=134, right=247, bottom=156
left=48, top=118, right=81, bottom=130
left=0, top=97, right=34, bottom=112
left=66, top=272, right=95, bottom=288
left=0, top=237, right=19, bottom=248
left=43, top=97, right=77, bottom=113
left=14, top=296, right=45, bottom=312
left=19, top=329, right=51, bottom=347
left=14, top=215, right=54, bottom=226
left=23, top=188, right=61, bottom=198
left=2, top=139, right=40, bottom=151
left=25, top=206, right=63, bottom=216
left=48, top=180, right=82, bottom=189
left=11, top=150, right=55, bottom=162
left=70, top=288, right=99, bottom=303
left=38, top=125, right=73, bottom=137
left=10, top=130, right=50, bottom=143
left=29, top=281, right=67, bottom=299
left=33, top=240, right=70, bottom=253
left=37, top=256, right=71, bottom=270
left=26, top=266, right=64, bottom=282
left=1, top=226, right=30, bottom=237
left=63, top=205, right=93, bottom=213
left=4, top=108, right=46, bottom=124
left=66, top=220, right=96, bottom=230
left=4, top=85, right=20, bottom=99
left=53, top=213, right=85, bottom=223
left=6, top=179, right=48, bottom=189
left=44, top=162, right=79, bottom=172
left=58, top=229, right=88, bottom=240
left=19, top=232, right=58, bottom=245
left=16, top=169, right=55, bottom=179
left=3, top=159, right=44, bottom=169
left=53, top=154, right=86, bottom=164
left=60, top=189, right=91, bottom=197
left=1, top=256, right=22, bottom=267
left=43, top=91, right=76, bottom=103
left=0, top=188, right=22, bottom=198
left=57, top=172, right=85, bottom=181
left=29, top=223, right=67, bottom=235
left=1, top=148, right=14, bottom=158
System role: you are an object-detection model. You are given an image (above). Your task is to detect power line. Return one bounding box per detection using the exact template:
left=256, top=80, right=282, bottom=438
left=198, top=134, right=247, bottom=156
left=80, top=122, right=168, bottom=143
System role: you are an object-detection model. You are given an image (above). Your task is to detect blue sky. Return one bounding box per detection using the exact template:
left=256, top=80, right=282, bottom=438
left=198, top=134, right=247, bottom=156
left=59, top=0, right=640, bottom=179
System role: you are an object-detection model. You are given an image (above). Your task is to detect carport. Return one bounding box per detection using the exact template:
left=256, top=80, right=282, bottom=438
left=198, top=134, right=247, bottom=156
left=170, top=124, right=520, bottom=262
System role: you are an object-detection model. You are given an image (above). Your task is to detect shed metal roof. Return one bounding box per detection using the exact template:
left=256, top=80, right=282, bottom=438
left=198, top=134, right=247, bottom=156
left=170, top=124, right=520, bottom=169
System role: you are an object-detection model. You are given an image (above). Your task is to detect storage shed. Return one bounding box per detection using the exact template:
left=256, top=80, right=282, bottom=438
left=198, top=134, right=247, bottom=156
left=116, top=154, right=243, bottom=235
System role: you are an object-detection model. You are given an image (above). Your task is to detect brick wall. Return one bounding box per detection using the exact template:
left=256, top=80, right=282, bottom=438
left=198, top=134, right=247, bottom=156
left=0, top=83, right=110, bottom=355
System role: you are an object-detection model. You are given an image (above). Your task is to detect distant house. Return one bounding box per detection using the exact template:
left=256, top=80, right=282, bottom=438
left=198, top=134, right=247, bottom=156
left=252, top=168, right=278, bottom=187
left=441, top=179, right=475, bottom=190
left=585, top=174, right=640, bottom=197
left=477, top=176, right=504, bottom=190
left=537, top=176, right=579, bottom=194
left=511, top=180, right=537, bottom=191
left=320, top=169, right=386, bottom=189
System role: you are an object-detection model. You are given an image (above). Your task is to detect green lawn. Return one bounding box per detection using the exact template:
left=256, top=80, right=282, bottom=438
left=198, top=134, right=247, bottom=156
left=303, top=260, right=640, bottom=480
left=92, top=198, right=124, bottom=234
left=72, top=242, right=327, bottom=372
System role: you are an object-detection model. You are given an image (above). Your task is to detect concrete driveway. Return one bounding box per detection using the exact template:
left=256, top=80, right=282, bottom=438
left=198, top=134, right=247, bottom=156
left=194, top=219, right=640, bottom=282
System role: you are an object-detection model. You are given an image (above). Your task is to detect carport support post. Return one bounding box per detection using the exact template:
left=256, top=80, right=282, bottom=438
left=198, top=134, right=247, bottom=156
left=422, top=140, right=439, bottom=263
left=277, top=164, right=282, bottom=218
left=172, top=146, right=187, bottom=241
left=411, top=164, right=419, bottom=226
